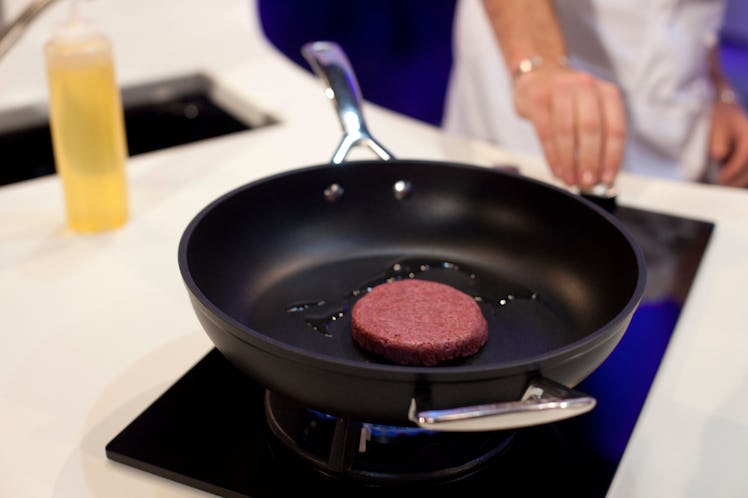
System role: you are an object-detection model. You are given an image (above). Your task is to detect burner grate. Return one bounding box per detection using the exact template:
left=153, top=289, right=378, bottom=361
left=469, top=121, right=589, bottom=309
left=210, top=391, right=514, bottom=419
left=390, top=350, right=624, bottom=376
left=264, top=390, right=514, bottom=484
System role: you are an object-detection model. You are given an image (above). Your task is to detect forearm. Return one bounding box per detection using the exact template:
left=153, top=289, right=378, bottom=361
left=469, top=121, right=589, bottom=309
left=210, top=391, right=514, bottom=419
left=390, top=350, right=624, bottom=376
left=481, top=0, right=568, bottom=74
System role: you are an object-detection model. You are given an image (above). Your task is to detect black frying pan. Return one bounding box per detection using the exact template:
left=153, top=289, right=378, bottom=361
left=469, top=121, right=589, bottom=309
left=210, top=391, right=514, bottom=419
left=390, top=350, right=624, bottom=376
left=177, top=42, right=646, bottom=430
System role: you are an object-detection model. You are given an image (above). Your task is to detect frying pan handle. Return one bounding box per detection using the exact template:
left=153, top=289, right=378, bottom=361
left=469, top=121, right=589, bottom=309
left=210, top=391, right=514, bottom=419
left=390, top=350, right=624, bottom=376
left=408, top=377, right=596, bottom=432
left=301, top=41, right=395, bottom=164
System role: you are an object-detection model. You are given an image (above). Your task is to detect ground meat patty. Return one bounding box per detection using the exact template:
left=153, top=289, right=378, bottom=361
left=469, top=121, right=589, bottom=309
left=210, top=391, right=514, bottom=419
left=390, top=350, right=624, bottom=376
left=351, top=279, right=488, bottom=366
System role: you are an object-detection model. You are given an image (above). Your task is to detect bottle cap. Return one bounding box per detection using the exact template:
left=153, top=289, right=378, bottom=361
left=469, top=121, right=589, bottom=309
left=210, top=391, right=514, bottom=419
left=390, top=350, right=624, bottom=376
left=50, top=0, right=99, bottom=43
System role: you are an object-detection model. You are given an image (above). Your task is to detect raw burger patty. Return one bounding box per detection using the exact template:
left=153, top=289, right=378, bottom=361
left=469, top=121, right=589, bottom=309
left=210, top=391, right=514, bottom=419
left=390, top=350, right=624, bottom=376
left=351, top=279, right=488, bottom=366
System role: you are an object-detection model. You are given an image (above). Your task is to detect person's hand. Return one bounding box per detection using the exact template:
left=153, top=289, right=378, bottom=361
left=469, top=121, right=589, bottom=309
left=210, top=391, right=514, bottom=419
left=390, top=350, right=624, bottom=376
left=709, top=97, right=748, bottom=187
left=512, top=66, right=627, bottom=189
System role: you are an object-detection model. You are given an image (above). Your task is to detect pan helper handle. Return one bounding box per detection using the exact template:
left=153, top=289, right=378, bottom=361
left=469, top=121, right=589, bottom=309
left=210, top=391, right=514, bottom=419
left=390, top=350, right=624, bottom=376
left=301, top=41, right=394, bottom=164
left=408, top=377, right=596, bottom=431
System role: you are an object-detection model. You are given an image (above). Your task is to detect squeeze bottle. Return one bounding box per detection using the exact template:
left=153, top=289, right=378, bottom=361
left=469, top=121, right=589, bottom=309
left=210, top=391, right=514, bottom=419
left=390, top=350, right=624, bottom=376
left=44, top=1, right=129, bottom=233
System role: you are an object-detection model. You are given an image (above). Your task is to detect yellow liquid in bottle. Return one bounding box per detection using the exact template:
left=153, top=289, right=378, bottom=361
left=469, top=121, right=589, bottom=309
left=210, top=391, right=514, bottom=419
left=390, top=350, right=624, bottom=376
left=46, top=36, right=129, bottom=233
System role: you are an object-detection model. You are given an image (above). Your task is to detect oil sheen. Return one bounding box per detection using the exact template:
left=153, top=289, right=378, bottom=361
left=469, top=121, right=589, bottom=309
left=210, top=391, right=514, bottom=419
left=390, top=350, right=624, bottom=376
left=46, top=36, right=128, bottom=233
left=286, top=258, right=543, bottom=337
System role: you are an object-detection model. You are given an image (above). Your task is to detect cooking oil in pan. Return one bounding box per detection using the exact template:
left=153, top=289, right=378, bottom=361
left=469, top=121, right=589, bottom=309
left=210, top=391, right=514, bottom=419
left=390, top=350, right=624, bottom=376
left=285, top=257, right=542, bottom=337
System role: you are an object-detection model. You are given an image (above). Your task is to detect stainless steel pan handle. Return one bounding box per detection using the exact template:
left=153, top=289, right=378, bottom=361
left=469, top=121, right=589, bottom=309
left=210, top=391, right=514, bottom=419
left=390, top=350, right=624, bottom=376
left=301, top=41, right=394, bottom=164
left=408, top=377, right=596, bottom=432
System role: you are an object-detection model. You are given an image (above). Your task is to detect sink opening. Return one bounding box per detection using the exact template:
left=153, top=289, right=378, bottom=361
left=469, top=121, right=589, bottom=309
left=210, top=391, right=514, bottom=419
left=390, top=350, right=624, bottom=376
left=0, top=74, right=276, bottom=186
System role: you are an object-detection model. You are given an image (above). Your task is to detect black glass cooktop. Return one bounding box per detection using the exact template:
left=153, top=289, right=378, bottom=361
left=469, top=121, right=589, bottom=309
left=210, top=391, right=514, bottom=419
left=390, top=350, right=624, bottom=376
left=106, top=205, right=713, bottom=497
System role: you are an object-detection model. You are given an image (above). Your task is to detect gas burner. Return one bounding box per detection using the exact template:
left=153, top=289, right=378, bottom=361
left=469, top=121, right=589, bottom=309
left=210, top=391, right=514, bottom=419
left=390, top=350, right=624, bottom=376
left=264, top=390, right=513, bottom=484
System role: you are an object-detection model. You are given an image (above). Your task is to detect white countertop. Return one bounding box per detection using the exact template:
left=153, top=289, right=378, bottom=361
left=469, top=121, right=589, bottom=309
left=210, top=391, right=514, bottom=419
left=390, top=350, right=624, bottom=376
left=2, top=1, right=748, bottom=496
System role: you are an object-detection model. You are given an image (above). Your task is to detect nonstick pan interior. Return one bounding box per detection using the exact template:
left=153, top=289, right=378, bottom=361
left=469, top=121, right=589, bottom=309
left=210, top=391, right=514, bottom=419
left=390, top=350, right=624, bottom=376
left=181, top=159, right=643, bottom=372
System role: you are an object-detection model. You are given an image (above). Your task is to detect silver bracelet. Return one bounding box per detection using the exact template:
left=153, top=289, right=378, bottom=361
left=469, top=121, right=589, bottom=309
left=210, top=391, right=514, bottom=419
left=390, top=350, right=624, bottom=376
left=718, top=87, right=739, bottom=105
left=512, top=55, right=569, bottom=80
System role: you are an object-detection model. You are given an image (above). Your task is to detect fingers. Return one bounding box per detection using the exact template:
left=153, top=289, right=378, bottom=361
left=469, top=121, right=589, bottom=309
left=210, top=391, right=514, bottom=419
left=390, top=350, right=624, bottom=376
left=597, top=81, right=626, bottom=185
left=531, top=105, right=560, bottom=179
left=548, top=74, right=625, bottom=188
left=709, top=112, right=731, bottom=162
left=574, top=77, right=603, bottom=188
left=551, top=83, right=576, bottom=185
left=718, top=137, right=748, bottom=187
left=709, top=103, right=748, bottom=188
left=515, top=69, right=626, bottom=189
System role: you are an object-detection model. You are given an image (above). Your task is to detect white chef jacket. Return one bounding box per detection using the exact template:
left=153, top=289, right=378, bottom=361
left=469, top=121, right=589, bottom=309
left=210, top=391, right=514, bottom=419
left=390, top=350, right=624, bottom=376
left=443, top=0, right=727, bottom=181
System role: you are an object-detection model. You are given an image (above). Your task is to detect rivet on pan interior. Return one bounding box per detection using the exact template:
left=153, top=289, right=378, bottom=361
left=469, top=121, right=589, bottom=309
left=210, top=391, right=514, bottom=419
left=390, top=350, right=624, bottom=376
left=324, top=183, right=344, bottom=203
left=393, top=180, right=413, bottom=200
